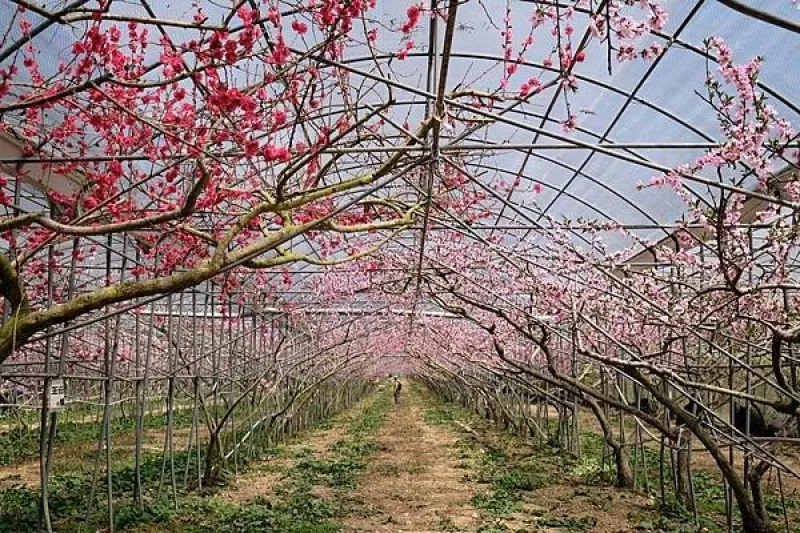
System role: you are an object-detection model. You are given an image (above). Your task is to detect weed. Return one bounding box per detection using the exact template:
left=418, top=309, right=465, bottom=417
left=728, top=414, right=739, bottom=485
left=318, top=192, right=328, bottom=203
left=476, top=523, right=511, bottom=533
left=0, top=485, right=39, bottom=532
left=494, top=468, right=549, bottom=491
left=471, top=487, right=521, bottom=517
left=0, top=409, right=195, bottom=467
left=538, top=515, right=597, bottom=530
left=295, top=456, right=367, bottom=488
left=0, top=388, right=392, bottom=532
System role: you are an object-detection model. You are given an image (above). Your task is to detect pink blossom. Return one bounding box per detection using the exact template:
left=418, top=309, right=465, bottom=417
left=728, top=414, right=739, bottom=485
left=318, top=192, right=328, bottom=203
left=292, top=19, right=309, bottom=34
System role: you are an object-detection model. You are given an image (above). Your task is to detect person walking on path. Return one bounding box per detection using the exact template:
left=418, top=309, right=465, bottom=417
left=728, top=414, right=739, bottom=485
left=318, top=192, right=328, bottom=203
left=393, top=378, right=402, bottom=405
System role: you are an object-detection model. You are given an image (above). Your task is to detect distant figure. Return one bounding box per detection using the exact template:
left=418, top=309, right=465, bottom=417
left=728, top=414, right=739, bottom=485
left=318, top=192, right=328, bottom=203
left=394, top=378, right=402, bottom=405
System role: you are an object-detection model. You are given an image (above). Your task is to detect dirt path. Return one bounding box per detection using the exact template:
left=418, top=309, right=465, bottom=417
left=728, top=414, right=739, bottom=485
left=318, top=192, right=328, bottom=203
left=13, top=384, right=788, bottom=531
left=343, top=387, right=480, bottom=532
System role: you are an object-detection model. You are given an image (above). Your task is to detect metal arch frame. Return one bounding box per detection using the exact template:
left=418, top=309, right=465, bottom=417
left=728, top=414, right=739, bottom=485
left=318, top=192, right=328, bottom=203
left=533, top=0, right=708, bottom=224
left=525, top=0, right=800, bottom=116
left=1, top=4, right=792, bottom=368
left=4, top=5, right=800, bottom=530
left=331, top=51, right=719, bottom=144
left=286, top=45, right=798, bottom=208
left=55, top=33, right=762, bottom=260
left=3, top=0, right=797, bottom=309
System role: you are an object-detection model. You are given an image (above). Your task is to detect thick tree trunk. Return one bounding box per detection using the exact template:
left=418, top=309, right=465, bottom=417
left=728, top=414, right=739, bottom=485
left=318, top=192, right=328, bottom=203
left=628, top=369, right=776, bottom=533
left=613, top=443, right=635, bottom=489
left=748, top=461, right=772, bottom=524
left=202, top=431, right=222, bottom=487
left=584, top=400, right=634, bottom=489
left=742, top=514, right=776, bottom=533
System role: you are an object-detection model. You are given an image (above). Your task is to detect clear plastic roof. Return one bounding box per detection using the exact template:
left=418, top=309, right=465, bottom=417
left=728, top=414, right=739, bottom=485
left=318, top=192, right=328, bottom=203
left=5, top=1, right=797, bottom=225
left=1, top=0, right=798, bottom=299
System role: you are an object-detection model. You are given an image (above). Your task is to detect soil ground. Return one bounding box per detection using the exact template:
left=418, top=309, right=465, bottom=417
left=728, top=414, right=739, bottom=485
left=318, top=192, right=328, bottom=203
left=3, top=384, right=798, bottom=531
left=0, top=425, right=203, bottom=489
left=342, top=388, right=480, bottom=532
left=203, top=384, right=706, bottom=532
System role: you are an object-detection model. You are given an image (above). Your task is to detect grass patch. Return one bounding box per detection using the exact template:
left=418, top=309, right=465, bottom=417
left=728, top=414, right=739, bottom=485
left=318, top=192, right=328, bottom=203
left=538, top=515, right=597, bottom=530
left=421, top=393, right=560, bottom=523
left=0, top=409, right=196, bottom=466
left=0, top=388, right=390, bottom=532
left=424, top=387, right=800, bottom=532
left=471, top=487, right=521, bottom=517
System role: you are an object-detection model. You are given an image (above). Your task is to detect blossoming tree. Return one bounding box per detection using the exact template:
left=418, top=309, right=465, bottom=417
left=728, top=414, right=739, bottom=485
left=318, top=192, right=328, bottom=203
left=1, top=1, right=799, bottom=532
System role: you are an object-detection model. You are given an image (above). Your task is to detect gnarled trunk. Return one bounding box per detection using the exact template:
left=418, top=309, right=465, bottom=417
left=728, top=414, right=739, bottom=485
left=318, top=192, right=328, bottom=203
left=748, top=460, right=772, bottom=525
left=613, top=442, right=635, bottom=489
left=629, top=369, right=776, bottom=533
